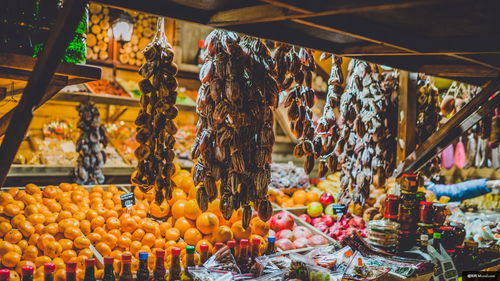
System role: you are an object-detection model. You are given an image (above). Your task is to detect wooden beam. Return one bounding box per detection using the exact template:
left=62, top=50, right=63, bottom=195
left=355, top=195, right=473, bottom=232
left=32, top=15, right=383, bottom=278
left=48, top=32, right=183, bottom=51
left=209, top=4, right=300, bottom=26
left=417, top=65, right=499, bottom=77
left=259, top=0, right=311, bottom=13
left=396, top=71, right=418, bottom=163
left=0, top=0, right=89, bottom=187
left=394, top=76, right=500, bottom=177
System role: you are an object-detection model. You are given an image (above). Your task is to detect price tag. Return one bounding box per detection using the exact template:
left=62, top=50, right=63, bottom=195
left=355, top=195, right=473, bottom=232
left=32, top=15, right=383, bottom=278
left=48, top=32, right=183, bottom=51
left=120, top=193, right=135, bottom=209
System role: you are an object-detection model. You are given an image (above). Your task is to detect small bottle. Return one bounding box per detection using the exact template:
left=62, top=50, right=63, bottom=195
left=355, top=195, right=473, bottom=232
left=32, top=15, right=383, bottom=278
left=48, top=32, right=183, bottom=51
left=264, top=236, right=276, bottom=255
left=168, top=247, right=181, bottom=281
left=44, top=263, right=55, bottom=281
left=65, top=262, right=77, bottom=281
left=213, top=243, right=224, bottom=254
left=118, top=254, right=133, bottom=281
left=199, top=244, right=209, bottom=265
left=250, top=237, right=261, bottom=262
left=419, top=234, right=429, bottom=252
left=433, top=232, right=442, bottom=253
left=181, top=246, right=196, bottom=281
left=102, top=257, right=115, bottom=281
left=22, top=266, right=34, bottom=281
left=152, top=249, right=166, bottom=281
left=137, top=252, right=150, bottom=281
left=0, top=269, right=10, bottom=281
left=227, top=241, right=236, bottom=257
left=83, top=258, right=96, bottom=281
left=237, top=239, right=250, bottom=273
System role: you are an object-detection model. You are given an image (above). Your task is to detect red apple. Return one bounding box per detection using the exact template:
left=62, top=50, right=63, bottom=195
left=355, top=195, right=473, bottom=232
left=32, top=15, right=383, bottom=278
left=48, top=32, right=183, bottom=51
left=276, top=239, right=296, bottom=251
left=321, top=214, right=334, bottom=227
left=311, top=217, right=324, bottom=227
left=269, top=211, right=295, bottom=232
left=319, top=193, right=335, bottom=207
left=276, top=229, right=294, bottom=241
left=293, top=226, right=312, bottom=239
left=298, top=214, right=311, bottom=223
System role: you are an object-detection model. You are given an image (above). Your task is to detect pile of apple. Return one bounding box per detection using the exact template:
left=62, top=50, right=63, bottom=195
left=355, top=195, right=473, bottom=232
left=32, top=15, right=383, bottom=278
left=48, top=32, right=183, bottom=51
left=298, top=193, right=367, bottom=242
left=269, top=211, right=329, bottom=251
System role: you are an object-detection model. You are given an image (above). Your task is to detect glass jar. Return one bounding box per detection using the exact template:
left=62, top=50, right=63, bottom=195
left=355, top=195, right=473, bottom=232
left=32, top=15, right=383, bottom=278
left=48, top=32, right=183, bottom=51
left=439, top=226, right=455, bottom=250
left=400, top=191, right=417, bottom=209
left=367, top=220, right=399, bottom=252
left=384, top=195, right=399, bottom=220
left=449, top=222, right=465, bottom=247
left=398, top=206, right=416, bottom=231
left=402, top=174, right=418, bottom=192
left=398, top=230, right=415, bottom=252
left=419, top=201, right=434, bottom=224
left=432, top=203, right=447, bottom=226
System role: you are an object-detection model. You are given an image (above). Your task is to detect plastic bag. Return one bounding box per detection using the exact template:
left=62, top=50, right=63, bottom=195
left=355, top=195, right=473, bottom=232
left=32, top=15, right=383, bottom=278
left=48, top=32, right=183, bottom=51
left=427, top=244, right=457, bottom=281
left=204, top=246, right=241, bottom=274
left=251, top=255, right=281, bottom=277
left=305, top=244, right=353, bottom=270
left=343, top=252, right=390, bottom=280
left=190, top=267, right=234, bottom=281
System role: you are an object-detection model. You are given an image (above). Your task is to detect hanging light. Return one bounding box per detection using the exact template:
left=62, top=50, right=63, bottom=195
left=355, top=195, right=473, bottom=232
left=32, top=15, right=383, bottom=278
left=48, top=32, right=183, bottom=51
left=110, top=10, right=134, bottom=44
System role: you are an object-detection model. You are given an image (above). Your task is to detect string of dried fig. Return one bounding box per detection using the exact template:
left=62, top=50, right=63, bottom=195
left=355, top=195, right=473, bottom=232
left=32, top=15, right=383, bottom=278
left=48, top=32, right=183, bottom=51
left=131, top=18, right=179, bottom=203
left=193, top=30, right=278, bottom=228
left=275, top=44, right=318, bottom=174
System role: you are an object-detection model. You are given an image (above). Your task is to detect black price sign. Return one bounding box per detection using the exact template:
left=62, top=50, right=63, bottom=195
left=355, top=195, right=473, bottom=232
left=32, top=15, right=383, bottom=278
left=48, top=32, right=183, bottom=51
left=120, top=193, right=135, bottom=208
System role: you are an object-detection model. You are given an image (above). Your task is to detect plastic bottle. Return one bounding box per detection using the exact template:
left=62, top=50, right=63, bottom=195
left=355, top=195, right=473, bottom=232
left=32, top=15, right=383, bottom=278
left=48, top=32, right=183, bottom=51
left=118, top=253, right=133, bottom=281
left=102, top=257, right=115, bottom=281
left=168, top=247, right=181, bottom=281
left=0, top=269, right=10, bottom=281
left=137, top=252, right=150, bottom=281
left=83, top=258, right=96, bottom=281
left=151, top=249, right=166, bottom=281
left=21, top=266, right=34, bottom=281
left=264, top=236, right=276, bottom=255
left=200, top=244, right=209, bottom=265
left=44, top=263, right=55, bottom=281
left=65, top=262, right=77, bottom=281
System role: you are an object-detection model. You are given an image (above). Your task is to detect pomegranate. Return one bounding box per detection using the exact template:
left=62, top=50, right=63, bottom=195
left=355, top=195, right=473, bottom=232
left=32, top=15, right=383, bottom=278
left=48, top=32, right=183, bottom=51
left=276, top=239, right=296, bottom=251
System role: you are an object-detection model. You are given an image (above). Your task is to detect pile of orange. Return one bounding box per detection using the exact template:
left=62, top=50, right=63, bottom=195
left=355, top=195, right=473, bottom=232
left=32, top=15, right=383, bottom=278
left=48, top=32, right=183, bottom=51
left=0, top=164, right=271, bottom=281
left=268, top=188, right=321, bottom=208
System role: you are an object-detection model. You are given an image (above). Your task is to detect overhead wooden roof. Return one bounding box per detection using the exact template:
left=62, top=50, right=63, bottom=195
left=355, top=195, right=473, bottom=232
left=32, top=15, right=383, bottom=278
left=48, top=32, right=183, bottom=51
left=96, top=0, right=500, bottom=86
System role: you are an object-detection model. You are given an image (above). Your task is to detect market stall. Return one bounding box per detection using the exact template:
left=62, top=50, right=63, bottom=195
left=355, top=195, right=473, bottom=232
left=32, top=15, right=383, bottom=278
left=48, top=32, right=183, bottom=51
left=0, top=0, right=499, bottom=280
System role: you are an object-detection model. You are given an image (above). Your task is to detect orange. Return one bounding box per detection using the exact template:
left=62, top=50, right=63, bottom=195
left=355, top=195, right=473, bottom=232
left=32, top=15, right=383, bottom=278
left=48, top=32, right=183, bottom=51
left=4, top=229, right=23, bottom=244
left=129, top=241, right=142, bottom=255
left=57, top=211, right=72, bottom=222
left=167, top=188, right=187, bottom=205
left=95, top=242, right=112, bottom=257
left=87, top=233, right=102, bottom=244
left=2, top=251, right=21, bottom=268
left=24, top=204, right=39, bottom=216
left=42, top=185, right=58, bottom=199
left=44, top=241, right=62, bottom=258
left=4, top=204, right=21, bottom=217
left=183, top=228, right=202, bottom=246
left=17, top=240, right=28, bottom=250
left=25, top=184, right=41, bottom=195
left=150, top=201, right=170, bottom=218
left=43, top=223, right=59, bottom=236
left=292, top=190, right=307, bottom=205
left=108, top=229, right=121, bottom=239
left=171, top=200, right=187, bottom=219
left=105, top=217, right=121, bottom=230
left=7, top=188, right=19, bottom=198
left=12, top=244, right=22, bottom=255
left=196, top=212, right=219, bottom=235
left=62, top=203, right=79, bottom=214
left=231, top=220, right=251, bottom=240
left=78, top=248, right=93, bottom=259
left=20, top=194, right=37, bottom=205
left=80, top=220, right=91, bottom=235
left=37, top=233, right=55, bottom=251
left=159, top=222, right=171, bottom=236
left=174, top=217, right=194, bottom=236
left=195, top=240, right=213, bottom=254
left=93, top=226, right=107, bottom=237
left=11, top=214, right=25, bottom=229
left=73, top=211, right=86, bottom=221
left=184, top=200, right=202, bottom=220
left=176, top=240, right=188, bottom=249
left=132, top=229, right=145, bottom=241
left=64, top=227, right=82, bottom=240
left=0, top=221, right=12, bottom=237
left=102, top=233, right=117, bottom=249
left=91, top=216, right=105, bottom=230
left=154, top=238, right=166, bottom=248
left=58, top=239, right=73, bottom=251
left=207, top=199, right=221, bottom=216
left=85, top=210, right=98, bottom=221
left=59, top=183, right=73, bottom=192
left=28, top=233, right=40, bottom=246
left=250, top=217, right=270, bottom=237
left=141, top=233, right=156, bottom=248
left=18, top=221, right=35, bottom=237
left=140, top=219, right=157, bottom=234
left=0, top=193, right=14, bottom=206
left=27, top=213, right=45, bottom=225
left=0, top=240, right=14, bottom=257
left=165, top=228, right=180, bottom=241
left=212, top=225, right=234, bottom=243
left=306, top=190, right=320, bottom=203
left=120, top=216, right=137, bottom=233
left=61, top=249, right=77, bottom=262
left=45, top=213, right=58, bottom=224
left=117, top=235, right=132, bottom=249
left=74, top=237, right=91, bottom=249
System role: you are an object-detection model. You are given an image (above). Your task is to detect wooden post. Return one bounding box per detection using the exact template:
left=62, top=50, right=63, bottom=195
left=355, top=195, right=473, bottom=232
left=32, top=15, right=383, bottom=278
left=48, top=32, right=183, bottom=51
left=396, top=71, right=418, bottom=164
left=0, top=0, right=89, bottom=187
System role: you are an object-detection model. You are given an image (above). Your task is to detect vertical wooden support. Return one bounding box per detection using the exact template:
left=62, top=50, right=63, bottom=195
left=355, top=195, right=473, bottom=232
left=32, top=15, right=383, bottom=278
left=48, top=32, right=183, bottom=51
left=396, top=71, right=418, bottom=164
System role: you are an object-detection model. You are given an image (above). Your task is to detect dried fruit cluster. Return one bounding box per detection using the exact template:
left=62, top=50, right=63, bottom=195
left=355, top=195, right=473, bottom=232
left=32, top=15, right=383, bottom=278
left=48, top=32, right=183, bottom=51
left=74, top=102, right=107, bottom=185
left=131, top=32, right=179, bottom=203
left=274, top=45, right=318, bottom=174
left=192, top=30, right=278, bottom=228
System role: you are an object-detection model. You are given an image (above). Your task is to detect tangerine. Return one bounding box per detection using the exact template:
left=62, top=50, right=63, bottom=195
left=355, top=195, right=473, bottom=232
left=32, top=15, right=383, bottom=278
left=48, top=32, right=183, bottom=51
left=183, top=228, right=202, bottom=246
left=164, top=228, right=180, bottom=241
left=212, top=225, right=234, bottom=243
left=183, top=200, right=202, bottom=220
left=231, top=220, right=251, bottom=240
left=196, top=212, right=219, bottom=235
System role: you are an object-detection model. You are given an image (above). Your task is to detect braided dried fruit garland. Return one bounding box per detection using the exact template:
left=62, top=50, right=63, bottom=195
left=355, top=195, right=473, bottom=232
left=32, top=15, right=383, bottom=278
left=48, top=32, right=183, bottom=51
left=193, top=30, right=278, bottom=228
left=131, top=18, right=179, bottom=203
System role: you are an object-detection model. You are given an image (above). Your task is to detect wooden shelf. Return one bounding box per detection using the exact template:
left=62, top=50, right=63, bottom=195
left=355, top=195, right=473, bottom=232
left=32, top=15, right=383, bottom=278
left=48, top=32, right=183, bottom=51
left=52, top=91, right=196, bottom=112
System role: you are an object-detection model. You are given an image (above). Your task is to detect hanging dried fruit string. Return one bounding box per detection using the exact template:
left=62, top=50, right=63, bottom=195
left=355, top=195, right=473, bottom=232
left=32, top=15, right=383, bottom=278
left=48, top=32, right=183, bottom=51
left=75, top=102, right=108, bottom=185
left=274, top=44, right=318, bottom=174
left=315, top=53, right=344, bottom=177
left=192, top=30, right=278, bottom=228
left=131, top=17, right=179, bottom=203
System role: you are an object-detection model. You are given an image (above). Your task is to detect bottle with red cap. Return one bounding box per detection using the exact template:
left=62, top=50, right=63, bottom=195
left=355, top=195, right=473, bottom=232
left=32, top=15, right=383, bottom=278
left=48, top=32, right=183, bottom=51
left=65, top=262, right=77, bottom=281
left=119, top=253, right=133, bottom=281
left=22, top=266, right=34, bottom=281
left=167, top=247, right=181, bottom=281
left=0, top=269, right=10, bottom=281
left=44, top=263, right=55, bottom=281
left=237, top=239, right=250, bottom=273
left=227, top=241, right=236, bottom=257
left=102, top=257, right=115, bottom=281
left=250, top=237, right=261, bottom=262
left=212, top=242, right=224, bottom=255
left=151, top=249, right=166, bottom=281
left=83, top=258, right=96, bottom=281
left=199, top=244, right=209, bottom=265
